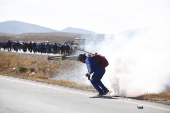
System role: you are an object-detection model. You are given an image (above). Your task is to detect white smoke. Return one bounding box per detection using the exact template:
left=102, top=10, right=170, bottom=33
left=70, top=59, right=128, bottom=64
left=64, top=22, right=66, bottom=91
left=52, top=28, right=170, bottom=97
left=82, top=28, right=170, bottom=97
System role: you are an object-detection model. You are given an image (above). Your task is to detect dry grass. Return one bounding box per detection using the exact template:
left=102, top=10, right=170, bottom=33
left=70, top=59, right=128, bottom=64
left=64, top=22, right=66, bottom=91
left=17, top=35, right=76, bottom=44
left=0, top=32, right=85, bottom=43
left=136, top=92, right=170, bottom=101
left=0, top=35, right=17, bottom=42
left=0, top=51, right=94, bottom=91
left=0, top=35, right=75, bottom=43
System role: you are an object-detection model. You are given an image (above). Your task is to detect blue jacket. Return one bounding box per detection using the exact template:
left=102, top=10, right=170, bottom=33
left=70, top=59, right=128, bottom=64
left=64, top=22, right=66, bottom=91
left=85, top=57, right=105, bottom=79
left=45, top=43, right=50, bottom=48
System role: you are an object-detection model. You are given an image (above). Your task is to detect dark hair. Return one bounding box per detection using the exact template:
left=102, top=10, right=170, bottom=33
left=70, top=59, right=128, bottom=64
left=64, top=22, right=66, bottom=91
left=78, top=54, right=86, bottom=61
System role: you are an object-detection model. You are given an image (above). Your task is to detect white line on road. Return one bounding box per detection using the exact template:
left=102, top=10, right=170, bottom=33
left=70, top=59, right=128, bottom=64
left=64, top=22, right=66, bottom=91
left=0, top=75, right=170, bottom=112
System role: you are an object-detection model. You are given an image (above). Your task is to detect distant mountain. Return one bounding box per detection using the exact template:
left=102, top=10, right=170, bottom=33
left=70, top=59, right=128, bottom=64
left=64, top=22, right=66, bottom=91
left=0, top=21, right=57, bottom=34
left=0, top=20, right=98, bottom=35
left=61, top=27, right=96, bottom=34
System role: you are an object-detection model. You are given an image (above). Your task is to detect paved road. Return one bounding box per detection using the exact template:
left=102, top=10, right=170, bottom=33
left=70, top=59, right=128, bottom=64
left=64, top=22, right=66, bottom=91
left=0, top=48, right=62, bottom=56
left=0, top=75, right=169, bottom=113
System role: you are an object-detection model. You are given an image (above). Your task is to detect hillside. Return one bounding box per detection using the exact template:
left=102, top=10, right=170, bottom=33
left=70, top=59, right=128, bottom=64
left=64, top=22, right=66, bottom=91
left=0, top=21, right=57, bottom=34
left=61, top=27, right=96, bottom=34
left=0, top=21, right=97, bottom=35
left=0, top=21, right=96, bottom=43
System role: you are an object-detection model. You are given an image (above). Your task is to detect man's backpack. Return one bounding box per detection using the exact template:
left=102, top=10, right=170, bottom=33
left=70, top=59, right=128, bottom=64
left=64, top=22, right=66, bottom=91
left=90, top=53, right=109, bottom=68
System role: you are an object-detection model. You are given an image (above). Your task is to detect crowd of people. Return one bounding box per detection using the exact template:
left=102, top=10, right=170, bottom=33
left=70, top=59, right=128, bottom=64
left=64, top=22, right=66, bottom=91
left=0, top=40, right=78, bottom=55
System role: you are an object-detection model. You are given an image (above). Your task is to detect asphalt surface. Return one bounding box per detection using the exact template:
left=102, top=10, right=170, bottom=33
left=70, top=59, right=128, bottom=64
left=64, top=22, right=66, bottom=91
left=0, top=75, right=169, bottom=113
left=0, top=48, right=62, bottom=56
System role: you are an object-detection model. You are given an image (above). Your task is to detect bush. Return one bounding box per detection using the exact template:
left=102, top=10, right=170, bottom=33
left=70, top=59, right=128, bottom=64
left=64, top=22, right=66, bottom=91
left=30, top=68, right=35, bottom=72
left=19, top=67, right=28, bottom=73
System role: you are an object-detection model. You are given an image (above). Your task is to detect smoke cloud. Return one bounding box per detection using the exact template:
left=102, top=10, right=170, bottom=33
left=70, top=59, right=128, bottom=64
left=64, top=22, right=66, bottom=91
left=52, top=28, right=170, bottom=97
left=82, top=28, right=170, bottom=97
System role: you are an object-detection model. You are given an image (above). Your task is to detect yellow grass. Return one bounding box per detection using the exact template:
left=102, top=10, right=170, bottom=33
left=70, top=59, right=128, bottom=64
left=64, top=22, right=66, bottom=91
left=0, top=33, right=81, bottom=43
left=0, top=51, right=94, bottom=91
left=136, top=92, right=170, bottom=102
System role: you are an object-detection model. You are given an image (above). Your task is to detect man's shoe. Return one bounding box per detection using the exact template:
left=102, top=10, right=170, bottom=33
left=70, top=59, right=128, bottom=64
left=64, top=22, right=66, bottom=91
left=104, top=90, right=109, bottom=95
left=97, top=92, right=105, bottom=97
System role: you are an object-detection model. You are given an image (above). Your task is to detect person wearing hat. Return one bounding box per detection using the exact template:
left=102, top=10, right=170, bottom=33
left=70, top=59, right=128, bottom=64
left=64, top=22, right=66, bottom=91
left=78, top=54, right=109, bottom=96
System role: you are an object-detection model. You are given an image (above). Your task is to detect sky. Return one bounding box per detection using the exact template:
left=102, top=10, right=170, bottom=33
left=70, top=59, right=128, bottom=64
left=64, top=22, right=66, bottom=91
left=0, top=0, right=170, bottom=34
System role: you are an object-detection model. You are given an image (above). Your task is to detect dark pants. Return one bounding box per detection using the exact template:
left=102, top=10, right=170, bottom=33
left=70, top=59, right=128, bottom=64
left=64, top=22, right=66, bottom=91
left=91, top=69, right=108, bottom=94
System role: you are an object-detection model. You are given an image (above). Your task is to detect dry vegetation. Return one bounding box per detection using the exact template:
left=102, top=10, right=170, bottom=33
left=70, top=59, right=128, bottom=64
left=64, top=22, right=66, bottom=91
left=0, top=35, right=75, bottom=43
left=0, top=35, right=17, bottom=41
left=17, top=35, right=76, bottom=44
left=136, top=92, right=170, bottom=101
left=135, top=92, right=170, bottom=105
left=0, top=51, right=170, bottom=105
left=0, top=32, right=91, bottom=43
left=0, top=51, right=94, bottom=90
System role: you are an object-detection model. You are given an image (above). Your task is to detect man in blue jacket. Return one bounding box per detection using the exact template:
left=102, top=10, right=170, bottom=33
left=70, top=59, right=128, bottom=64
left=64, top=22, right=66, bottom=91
left=78, top=54, right=109, bottom=96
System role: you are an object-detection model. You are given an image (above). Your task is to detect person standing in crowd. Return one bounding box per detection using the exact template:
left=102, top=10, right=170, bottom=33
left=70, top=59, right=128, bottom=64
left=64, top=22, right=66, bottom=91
left=7, top=40, right=12, bottom=52
left=53, top=43, right=58, bottom=54
left=58, top=44, right=61, bottom=54
left=66, top=44, right=70, bottom=55
left=63, top=44, right=66, bottom=55
left=60, top=44, right=64, bottom=55
left=2, top=42, right=7, bottom=51
left=39, top=42, right=43, bottom=54
left=45, top=41, right=50, bottom=54
left=43, top=43, right=46, bottom=53
left=49, top=43, right=52, bottom=53
left=22, top=41, right=28, bottom=52
left=15, top=41, right=19, bottom=52
left=0, top=42, right=2, bottom=50
left=28, top=41, right=33, bottom=52
left=33, top=42, right=37, bottom=53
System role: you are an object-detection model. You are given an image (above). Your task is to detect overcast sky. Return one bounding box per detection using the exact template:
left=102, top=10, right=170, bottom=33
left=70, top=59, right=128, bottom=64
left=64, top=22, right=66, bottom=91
left=0, top=0, right=170, bottom=34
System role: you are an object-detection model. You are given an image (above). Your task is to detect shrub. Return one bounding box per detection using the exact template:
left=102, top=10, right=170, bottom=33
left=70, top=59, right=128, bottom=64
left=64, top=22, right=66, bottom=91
left=30, top=68, right=35, bottom=72
left=19, top=67, right=28, bottom=73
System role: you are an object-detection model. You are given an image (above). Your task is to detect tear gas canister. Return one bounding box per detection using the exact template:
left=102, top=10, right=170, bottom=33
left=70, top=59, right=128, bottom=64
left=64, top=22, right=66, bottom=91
left=137, top=105, right=143, bottom=109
